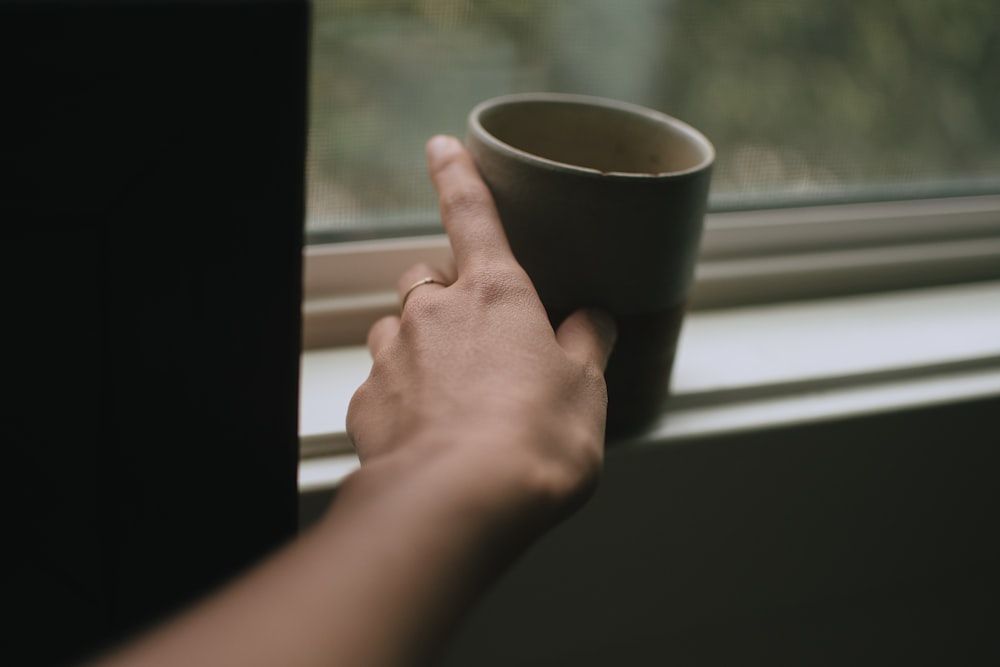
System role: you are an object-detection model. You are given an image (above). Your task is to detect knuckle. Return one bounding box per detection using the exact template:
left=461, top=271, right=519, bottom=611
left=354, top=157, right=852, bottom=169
left=582, top=362, right=610, bottom=401
left=439, top=182, right=489, bottom=220
left=401, top=290, right=447, bottom=321
left=540, top=433, right=604, bottom=508
left=367, top=315, right=396, bottom=340
left=345, top=381, right=371, bottom=429
left=464, top=264, right=534, bottom=307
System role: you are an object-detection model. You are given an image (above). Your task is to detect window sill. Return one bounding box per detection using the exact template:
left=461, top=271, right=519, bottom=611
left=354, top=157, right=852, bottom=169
left=298, top=279, right=1000, bottom=493
left=302, top=195, right=1000, bottom=348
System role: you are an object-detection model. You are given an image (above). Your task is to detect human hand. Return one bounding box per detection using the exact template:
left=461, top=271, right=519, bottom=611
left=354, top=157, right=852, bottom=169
left=85, top=137, right=616, bottom=667
left=346, top=135, right=616, bottom=521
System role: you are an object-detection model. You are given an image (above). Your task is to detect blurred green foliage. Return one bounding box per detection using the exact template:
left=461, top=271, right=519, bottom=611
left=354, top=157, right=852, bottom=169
left=308, top=0, right=1000, bottom=237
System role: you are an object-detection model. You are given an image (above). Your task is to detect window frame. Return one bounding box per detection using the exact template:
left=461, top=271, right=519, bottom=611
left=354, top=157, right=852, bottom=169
left=298, top=194, right=1000, bottom=500
left=302, top=194, right=1000, bottom=349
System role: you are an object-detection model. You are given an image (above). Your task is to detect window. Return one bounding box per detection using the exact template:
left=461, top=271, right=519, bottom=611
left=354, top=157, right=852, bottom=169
left=302, top=0, right=1000, bottom=348
left=296, top=7, right=1000, bottom=650
left=299, top=1, right=1000, bottom=493
left=307, top=0, right=1000, bottom=243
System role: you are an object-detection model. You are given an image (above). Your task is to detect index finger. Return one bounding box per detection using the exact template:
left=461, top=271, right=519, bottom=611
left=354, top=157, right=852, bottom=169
left=425, top=135, right=514, bottom=274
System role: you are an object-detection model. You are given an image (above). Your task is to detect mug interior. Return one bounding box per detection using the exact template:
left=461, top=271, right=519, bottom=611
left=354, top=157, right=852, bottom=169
left=476, top=98, right=712, bottom=176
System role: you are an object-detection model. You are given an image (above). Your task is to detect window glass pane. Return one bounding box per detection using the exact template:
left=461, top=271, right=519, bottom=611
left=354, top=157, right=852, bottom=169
left=308, top=0, right=1000, bottom=242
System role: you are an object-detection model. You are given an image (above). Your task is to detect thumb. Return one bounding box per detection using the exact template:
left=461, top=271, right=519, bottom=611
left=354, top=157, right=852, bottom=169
left=556, top=308, right=617, bottom=372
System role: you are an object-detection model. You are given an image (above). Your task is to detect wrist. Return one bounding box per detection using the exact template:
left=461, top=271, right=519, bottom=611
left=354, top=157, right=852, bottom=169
left=336, top=430, right=582, bottom=542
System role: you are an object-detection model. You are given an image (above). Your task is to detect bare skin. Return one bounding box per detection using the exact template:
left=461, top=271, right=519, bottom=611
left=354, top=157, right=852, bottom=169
left=93, top=135, right=616, bottom=667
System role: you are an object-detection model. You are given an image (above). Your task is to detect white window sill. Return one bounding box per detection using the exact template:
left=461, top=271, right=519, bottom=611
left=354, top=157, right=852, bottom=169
left=298, top=279, right=1000, bottom=493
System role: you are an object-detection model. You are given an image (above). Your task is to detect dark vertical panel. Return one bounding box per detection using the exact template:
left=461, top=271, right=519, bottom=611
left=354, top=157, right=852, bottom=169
left=2, top=2, right=308, bottom=663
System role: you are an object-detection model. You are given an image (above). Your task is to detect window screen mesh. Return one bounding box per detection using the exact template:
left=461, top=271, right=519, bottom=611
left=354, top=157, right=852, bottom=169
left=307, top=0, right=1000, bottom=242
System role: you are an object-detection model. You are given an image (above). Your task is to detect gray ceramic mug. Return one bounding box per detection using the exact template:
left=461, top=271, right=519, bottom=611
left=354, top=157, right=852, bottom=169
left=466, top=92, right=714, bottom=437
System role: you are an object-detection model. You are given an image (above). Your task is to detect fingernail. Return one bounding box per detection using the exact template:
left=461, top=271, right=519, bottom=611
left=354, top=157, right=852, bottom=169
left=588, top=308, right=618, bottom=346
left=426, top=134, right=459, bottom=161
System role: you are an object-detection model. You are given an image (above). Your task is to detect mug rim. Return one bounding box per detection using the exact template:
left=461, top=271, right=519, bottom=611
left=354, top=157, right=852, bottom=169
left=468, top=92, right=715, bottom=179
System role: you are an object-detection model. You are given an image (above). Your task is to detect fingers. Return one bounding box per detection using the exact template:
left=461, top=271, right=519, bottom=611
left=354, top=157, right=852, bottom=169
left=396, top=262, right=453, bottom=311
left=369, top=262, right=452, bottom=359
left=555, top=309, right=617, bottom=372
left=367, top=315, right=400, bottom=359
left=425, top=135, right=514, bottom=274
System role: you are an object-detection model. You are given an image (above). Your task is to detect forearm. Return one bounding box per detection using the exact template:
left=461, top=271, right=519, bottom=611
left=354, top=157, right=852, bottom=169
left=312, top=443, right=555, bottom=665
left=94, top=134, right=613, bottom=667
left=95, top=442, right=551, bottom=667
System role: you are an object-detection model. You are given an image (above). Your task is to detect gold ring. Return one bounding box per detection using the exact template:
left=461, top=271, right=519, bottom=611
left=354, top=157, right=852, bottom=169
left=402, top=277, right=445, bottom=309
